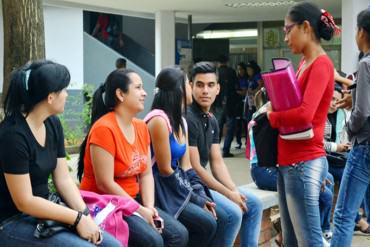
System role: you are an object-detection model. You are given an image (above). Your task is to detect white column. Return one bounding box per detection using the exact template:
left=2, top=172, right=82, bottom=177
left=44, top=6, right=84, bottom=89
left=341, top=0, right=369, bottom=74
left=155, top=11, right=175, bottom=75
left=257, top=22, right=264, bottom=69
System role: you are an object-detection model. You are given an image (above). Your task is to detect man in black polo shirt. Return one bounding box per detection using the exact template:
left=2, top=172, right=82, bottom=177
left=186, top=62, right=263, bottom=247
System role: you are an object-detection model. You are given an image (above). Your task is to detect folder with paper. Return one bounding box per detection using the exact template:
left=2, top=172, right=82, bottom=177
left=261, top=58, right=314, bottom=140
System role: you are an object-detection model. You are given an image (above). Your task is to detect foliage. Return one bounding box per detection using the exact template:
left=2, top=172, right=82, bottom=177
left=59, top=84, right=94, bottom=147
left=49, top=84, right=94, bottom=191
left=82, top=84, right=94, bottom=128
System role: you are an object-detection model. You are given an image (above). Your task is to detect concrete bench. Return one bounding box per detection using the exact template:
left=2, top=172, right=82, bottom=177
left=239, top=183, right=279, bottom=210
left=234, top=183, right=279, bottom=247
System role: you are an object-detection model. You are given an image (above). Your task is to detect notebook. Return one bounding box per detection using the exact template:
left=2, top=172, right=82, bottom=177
left=261, top=58, right=314, bottom=140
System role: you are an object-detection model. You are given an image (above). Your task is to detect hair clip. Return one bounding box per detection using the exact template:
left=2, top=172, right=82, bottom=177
left=321, top=9, right=341, bottom=36
left=153, top=87, right=160, bottom=95
left=102, top=92, right=106, bottom=105
left=24, top=69, right=31, bottom=91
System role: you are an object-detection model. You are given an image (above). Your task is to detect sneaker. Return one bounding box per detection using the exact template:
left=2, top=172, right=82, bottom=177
left=322, top=236, right=330, bottom=247
left=222, top=152, right=234, bottom=158
left=323, top=230, right=332, bottom=242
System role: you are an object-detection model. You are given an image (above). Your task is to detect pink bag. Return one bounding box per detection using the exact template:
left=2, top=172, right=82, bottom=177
left=80, top=190, right=140, bottom=247
left=261, top=58, right=313, bottom=140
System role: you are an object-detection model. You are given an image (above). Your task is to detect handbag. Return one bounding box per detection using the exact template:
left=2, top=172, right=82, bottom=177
left=34, top=193, right=71, bottom=238
left=326, top=151, right=347, bottom=168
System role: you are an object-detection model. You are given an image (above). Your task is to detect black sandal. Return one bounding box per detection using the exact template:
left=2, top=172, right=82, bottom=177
left=354, top=224, right=370, bottom=234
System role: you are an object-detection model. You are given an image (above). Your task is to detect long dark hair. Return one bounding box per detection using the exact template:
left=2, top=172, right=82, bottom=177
left=3, top=60, right=70, bottom=119
left=357, top=9, right=370, bottom=44
left=77, top=69, right=136, bottom=181
left=287, top=1, right=335, bottom=41
left=151, top=66, right=186, bottom=137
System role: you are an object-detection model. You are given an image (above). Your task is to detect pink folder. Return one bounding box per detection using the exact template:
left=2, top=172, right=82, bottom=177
left=261, top=58, right=313, bottom=140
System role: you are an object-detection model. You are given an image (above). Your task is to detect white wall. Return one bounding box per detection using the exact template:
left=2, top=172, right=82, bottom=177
left=341, top=0, right=370, bottom=74
left=44, top=5, right=83, bottom=89
left=0, top=0, right=4, bottom=93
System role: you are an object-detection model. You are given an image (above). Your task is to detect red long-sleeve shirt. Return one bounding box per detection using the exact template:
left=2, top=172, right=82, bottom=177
left=269, top=55, right=334, bottom=165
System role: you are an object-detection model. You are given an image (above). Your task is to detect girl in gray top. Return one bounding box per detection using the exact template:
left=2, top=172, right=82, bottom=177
left=331, top=8, right=370, bottom=247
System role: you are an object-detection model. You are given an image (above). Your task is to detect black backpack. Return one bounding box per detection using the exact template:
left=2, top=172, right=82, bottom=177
left=252, top=112, right=278, bottom=167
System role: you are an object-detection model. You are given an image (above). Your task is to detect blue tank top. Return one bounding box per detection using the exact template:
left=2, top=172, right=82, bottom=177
left=168, top=133, right=187, bottom=169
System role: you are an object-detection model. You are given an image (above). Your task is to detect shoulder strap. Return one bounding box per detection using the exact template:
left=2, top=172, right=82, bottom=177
left=182, top=117, right=188, bottom=135
left=144, top=109, right=172, bottom=133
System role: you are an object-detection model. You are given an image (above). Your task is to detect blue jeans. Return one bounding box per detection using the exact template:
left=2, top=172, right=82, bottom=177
left=328, top=166, right=344, bottom=183
left=210, top=187, right=263, bottom=247
left=0, top=214, right=121, bottom=247
left=320, top=173, right=334, bottom=232
left=250, top=164, right=278, bottom=191
left=177, top=202, right=217, bottom=247
left=328, top=162, right=368, bottom=224
left=278, top=156, right=328, bottom=247
left=125, top=207, right=188, bottom=247
left=364, top=186, right=370, bottom=224
left=222, top=116, right=236, bottom=154
left=251, top=163, right=333, bottom=233
left=331, top=145, right=370, bottom=247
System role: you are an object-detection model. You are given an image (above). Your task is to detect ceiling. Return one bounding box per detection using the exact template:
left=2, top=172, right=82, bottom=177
left=45, top=0, right=341, bottom=23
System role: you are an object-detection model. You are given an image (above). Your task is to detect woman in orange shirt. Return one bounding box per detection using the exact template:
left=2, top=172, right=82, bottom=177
left=78, top=69, right=188, bottom=247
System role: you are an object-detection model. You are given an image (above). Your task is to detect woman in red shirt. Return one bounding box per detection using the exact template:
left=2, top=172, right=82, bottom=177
left=78, top=69, right=188, bottom=247
left=266, top=2, right=338, bottom=246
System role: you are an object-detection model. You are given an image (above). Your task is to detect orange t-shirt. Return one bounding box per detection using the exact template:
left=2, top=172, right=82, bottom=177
left=80, top=112, right=150, bottom=198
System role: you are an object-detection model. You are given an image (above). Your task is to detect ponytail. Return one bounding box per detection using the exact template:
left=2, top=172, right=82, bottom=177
left=77, top=84, right=109, bottom=181
left=3, top=60, right=70, bottom=120
left=3, top=67, right=32, bottom=118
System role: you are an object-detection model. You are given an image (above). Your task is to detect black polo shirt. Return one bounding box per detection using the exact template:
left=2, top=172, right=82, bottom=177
left=186, top=102, right=220, bottom=168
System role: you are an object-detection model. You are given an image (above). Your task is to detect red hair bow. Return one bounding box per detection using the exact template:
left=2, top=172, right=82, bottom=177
left=321, top=9, right=341, bottom=36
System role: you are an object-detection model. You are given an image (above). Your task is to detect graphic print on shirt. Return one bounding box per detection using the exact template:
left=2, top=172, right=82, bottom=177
left=118, top=150, right=147, bottom=177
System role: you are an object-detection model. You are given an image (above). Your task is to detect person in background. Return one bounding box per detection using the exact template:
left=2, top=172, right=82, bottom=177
left=235, top=62, right=249, bottom=149
left=325, top=86, right=350, bottom=181
left=92, top=14, right=110, bottom=44
left=115, top=58, right=127, bottom=69
left=0, top=60, right=120, bottom=246
left=187, top=61, right=263, bottom=247
left=217, top=55, right=240, bottom=157
left=331, top=9, right=370, bottom=247
left=78, top=69, right=188, bottom=247
left=245, top=61, right=263, bottom=123
left=266, top=2, right=338, bottom=246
